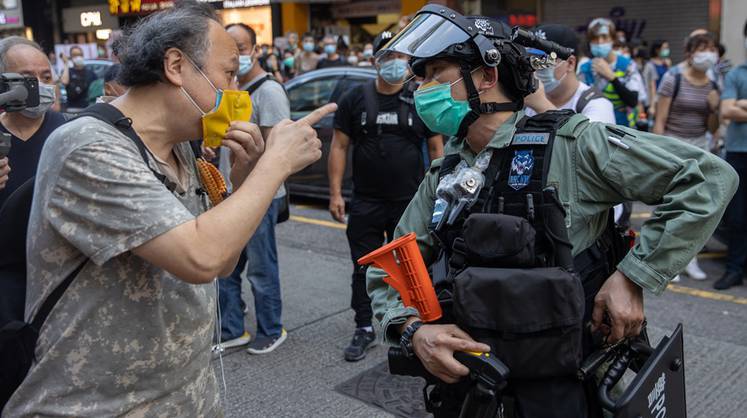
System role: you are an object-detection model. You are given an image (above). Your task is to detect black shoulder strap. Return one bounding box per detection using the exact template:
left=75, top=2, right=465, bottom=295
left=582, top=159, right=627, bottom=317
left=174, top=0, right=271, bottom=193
left=437, top=154, right=463, bottom=180
left=362, top=80, right=380, bottom=139
left=30, top=261, right=86, bottom=331
left=672, top=73, right=682, bottom=102
left=247, top=74, right=288, bottom=95
left=575, top=87, right=605, bottom=114
left=76, top=103, right=172, bottom=190
left=247, top=74, right=270, bottom=95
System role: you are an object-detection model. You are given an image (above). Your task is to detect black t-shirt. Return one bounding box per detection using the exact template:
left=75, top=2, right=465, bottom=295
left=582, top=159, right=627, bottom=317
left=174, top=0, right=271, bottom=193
left=316, top=57, right=349, bottom=69
left=0, top=111, right=66, bottom=209
left=334, top=82, right=434, bottom=200
left=66, top=67, right=97, bottom=108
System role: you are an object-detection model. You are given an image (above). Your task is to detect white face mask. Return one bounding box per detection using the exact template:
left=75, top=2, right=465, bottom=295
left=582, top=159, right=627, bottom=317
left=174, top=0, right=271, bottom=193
left=691, top=51, right=718, bottom=71
left=72, top=56, right=85, bottom=67
left=21, top=83, right=56, bottom=119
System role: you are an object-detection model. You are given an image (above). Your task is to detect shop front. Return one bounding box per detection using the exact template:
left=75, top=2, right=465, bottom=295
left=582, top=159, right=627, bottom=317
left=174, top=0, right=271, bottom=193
left=62, top=5, right=120, bottom=45
left=0, top=0, right=27, bottom=38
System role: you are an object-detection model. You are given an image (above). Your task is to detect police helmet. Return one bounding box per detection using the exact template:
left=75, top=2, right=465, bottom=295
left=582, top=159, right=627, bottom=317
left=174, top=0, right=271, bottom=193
left=377, top=5, right=574, bottom=137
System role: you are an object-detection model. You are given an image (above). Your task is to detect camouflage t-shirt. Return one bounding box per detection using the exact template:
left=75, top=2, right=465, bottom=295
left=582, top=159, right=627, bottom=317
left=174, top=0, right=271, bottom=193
left=2, top=117, right=221, bottom=417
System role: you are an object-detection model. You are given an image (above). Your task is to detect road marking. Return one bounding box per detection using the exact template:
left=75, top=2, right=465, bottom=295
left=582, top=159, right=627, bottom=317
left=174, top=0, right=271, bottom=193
left=667, top=284, right=747, bottom=305
left=698, top=252, right=726, bottom=259
left=293, top=204, right=316, bottom=210
left=289, top=215, right=346, bottom=230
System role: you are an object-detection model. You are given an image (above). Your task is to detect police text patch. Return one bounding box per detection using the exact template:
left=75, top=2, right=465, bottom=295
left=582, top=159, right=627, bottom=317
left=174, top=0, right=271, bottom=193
left=512, top=132, right=550, bottom=145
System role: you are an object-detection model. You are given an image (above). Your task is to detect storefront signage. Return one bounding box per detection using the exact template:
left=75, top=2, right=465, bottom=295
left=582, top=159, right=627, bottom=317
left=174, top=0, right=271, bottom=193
left=109, top=0, right=267, bottom=15
left=330, top=0, right=399, bottom=19
left=80, top=11, right=102, bottom=28
left=63, top=6, right=119, bottom=33
left=0, top=1, right=24, bottom=30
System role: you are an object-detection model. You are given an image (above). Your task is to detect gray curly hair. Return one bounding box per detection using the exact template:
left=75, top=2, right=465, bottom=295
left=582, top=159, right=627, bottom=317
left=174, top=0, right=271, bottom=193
left=115, top=0, right=218, bottom=87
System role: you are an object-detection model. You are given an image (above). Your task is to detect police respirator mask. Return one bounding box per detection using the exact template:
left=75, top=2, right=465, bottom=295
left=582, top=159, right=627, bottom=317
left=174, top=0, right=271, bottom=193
left=377, top=5, right=574, bottom=138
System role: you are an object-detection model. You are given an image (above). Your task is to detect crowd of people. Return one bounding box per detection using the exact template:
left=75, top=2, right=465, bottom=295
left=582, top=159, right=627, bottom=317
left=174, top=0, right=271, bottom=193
left=0, top=0, right=745, bottom=416
left=247, top=20, right=413, bottom=83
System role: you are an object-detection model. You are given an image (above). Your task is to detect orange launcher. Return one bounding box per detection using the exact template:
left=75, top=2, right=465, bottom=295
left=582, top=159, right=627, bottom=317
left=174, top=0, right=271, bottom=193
left=358, top=233, right=442, bottom=322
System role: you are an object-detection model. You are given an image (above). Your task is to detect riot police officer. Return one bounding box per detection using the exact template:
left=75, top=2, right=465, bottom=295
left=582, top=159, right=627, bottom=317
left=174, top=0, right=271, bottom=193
left=366, top=5, right=738, bottom=417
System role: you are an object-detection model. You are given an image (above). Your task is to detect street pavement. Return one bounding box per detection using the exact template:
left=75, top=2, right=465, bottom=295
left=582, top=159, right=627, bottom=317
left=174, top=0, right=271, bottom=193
left=213, top=201, right=747, bottom=418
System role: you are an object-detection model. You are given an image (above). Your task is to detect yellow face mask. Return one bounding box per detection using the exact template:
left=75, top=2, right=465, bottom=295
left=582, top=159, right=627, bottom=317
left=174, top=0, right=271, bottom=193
left=181, top=58, right=253, bottom=148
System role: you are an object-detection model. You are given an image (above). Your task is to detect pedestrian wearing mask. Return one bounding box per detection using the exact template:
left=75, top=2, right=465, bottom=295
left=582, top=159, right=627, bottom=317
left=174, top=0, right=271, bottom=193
left=0, top=37, right=66, bottom=329
left=60, top=45, right=96, bottom=111
left=0, top=37, right=66, bottom=210
left=523, top=24, right=616, bottom=124
left=329, top=31, right=443, bottom=362
left=281, top=50, right=296, bottom=80
left=654, top=32, right=720, bottom=282
left=714, top=19, right=747, bottom=290
left=644, top=40, right=671, bottom=116
left=347, top=51, right=359, bottom=66
left=215, top=22, right=292, bottom=354
left=285, top=31, right=299, bottom=55
left=359, top=43, right=375, bottom=67
left=316, top=35, right=348, bottom=69
left=1, top=1, right=335, bottom=415
left=579, top=18, right=647, bottom=128
left=296, top=33, right=320, bottom=74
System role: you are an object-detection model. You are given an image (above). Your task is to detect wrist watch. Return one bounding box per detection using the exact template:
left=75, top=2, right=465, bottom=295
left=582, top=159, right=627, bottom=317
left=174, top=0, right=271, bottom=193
left=400, top=320, right=424, bottom=358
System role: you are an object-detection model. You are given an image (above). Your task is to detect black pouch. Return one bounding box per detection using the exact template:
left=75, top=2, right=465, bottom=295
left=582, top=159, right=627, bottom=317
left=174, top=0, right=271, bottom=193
left=453, top=266, right=584, bottom=379
left=457, top=213, right=536, bottom=267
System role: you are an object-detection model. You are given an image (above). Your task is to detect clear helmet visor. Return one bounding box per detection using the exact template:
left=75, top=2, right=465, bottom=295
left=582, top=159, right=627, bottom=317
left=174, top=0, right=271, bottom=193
left=375, top=12, right=471, bottom=61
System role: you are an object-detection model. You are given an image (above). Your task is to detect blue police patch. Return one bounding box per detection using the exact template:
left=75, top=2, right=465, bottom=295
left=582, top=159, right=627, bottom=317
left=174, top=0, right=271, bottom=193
left=512, top=132, right=550, bottom=145
left=508, top=150, right=534, bottom=190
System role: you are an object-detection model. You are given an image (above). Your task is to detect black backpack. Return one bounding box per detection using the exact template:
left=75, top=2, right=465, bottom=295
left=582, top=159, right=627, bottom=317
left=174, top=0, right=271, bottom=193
left=0, top=103, right=169, bottom=408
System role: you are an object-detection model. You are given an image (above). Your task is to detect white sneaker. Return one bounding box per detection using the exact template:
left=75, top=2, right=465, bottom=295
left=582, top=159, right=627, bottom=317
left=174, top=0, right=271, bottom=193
left=684, top=258, right=707, bottom=281
left=212, top=331, right=251, bottom=352
left=671, top=275, right=681, bottom=283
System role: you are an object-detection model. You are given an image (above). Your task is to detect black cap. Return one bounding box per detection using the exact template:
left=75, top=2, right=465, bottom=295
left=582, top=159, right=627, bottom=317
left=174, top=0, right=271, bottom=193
left=372, top=31, right=395, bottom=54
left=532, top=24, right=578, bottom=55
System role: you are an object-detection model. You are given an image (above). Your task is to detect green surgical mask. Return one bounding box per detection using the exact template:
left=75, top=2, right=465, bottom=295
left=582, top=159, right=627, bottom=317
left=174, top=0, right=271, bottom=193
left=414, top=78, right=471, bottom=137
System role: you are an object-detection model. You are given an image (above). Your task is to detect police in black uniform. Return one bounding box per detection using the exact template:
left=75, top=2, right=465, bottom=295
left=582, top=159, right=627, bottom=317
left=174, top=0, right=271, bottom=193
left=328, top=31, right=443, bottom=362
left=365, top=5, right=737, bottom=418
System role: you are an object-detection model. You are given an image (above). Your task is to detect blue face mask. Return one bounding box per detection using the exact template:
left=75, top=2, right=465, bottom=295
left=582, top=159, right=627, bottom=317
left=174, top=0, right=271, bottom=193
left=324, top=44, right=337, bottom=55
left=379, top=58, right=409, bottom=84
left=303, top=42, right=315, bottom=52
left=238, top=55, right=253, bottom=76
left=590, top=42, right=613, bottom=58
left=534, top=65, right=567, bottom=93
left=414, top=79, right=471, bottom=137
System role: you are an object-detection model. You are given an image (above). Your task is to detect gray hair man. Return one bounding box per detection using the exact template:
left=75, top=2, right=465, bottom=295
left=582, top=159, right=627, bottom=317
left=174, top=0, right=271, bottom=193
left=0, top=37, right=65, bottom=210
left=2, top=1, right=335, bottom=416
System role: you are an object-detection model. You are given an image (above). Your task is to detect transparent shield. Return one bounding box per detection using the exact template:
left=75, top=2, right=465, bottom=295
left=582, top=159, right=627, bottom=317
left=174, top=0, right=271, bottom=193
left=376, top=13, right=471, bottom=60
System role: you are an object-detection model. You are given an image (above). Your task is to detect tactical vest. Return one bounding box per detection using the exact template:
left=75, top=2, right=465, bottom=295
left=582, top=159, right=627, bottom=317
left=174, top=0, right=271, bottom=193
left=429, top=110, right=628, bottom=383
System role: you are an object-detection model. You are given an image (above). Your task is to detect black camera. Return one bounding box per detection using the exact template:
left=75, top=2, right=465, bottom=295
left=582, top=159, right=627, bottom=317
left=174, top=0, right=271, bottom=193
left=0, top=73, right=40, bottom=112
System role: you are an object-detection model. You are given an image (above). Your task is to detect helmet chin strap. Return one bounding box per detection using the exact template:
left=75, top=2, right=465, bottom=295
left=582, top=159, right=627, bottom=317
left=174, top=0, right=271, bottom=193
left=456, top=63, right=524, bottom=139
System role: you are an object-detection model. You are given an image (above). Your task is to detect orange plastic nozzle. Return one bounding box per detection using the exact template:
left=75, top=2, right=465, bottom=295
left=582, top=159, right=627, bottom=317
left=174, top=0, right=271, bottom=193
left=358, top=233, right=442, bottom=322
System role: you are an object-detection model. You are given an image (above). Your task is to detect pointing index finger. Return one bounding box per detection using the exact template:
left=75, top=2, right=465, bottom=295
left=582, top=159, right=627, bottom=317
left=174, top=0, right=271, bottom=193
left=298, top=103, right=337, bottom=127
